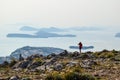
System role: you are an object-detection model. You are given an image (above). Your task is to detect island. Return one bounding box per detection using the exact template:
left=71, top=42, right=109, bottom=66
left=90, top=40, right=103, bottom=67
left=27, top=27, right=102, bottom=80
left=69, top=46, right=94, bottom=50
left=7, top=31, right=76, bottom=38
left=115, top=33, right=120, bottom=38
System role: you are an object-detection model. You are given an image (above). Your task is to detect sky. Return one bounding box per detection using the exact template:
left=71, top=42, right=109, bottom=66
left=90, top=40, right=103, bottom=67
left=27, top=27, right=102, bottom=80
left=0, top=0, right=120, bottom=30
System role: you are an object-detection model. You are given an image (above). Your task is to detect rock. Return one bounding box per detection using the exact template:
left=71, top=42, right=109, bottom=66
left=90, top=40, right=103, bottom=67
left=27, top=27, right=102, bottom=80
left=80, top=60, right=97, bottom=69
left=36, top=65, right=46, bottom=72
left=79, top=53, right=92, bottom=59
left=10, top=46, right=64, bottom=59
left=46, top=53, right=56, bottom=59
left=54, top=63, right=63, bottom=71
left=21, top=78, right=31, bottom=80
left=26, top=54, right=43, bottom=61
left=50, top=57, right=57, bottom=64
left=59, top=50, right=69, bottom=56
left=101, top=49, right=109, bottom=53
left=13, top=60, right=30, bottom=69
left=66, top=61, right=78, bottom=67
left=27, top=61, right=42, bottom=69
left=36, top=65, right=46, bottom=71
left=9, top=75, right=19, bottom=80
left=71, top=51, right=79, bottom=57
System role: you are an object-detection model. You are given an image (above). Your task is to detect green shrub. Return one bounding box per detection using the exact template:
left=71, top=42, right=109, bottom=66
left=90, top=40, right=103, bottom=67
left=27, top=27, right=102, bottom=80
left=2, top=61, right=9, bottom=67
left=45, top=74, right=63, bottom=80
left=33, top=58, right=44, bottom=65
left=100, top=52, right=115, bottom=58
left=113, top=54, right=120, bottom=61
left=112, top=49, right=118, bottom=53
left=34, top=58, right=42, bottom=62
left=64, top=72, right=97, bottom=80
left=80, top=74, right=97, bottom=80
left=65, top=72, right=80, bottom=80
left=94, top=52, right=115, bottom=58
left=72, top=67, right=84, bottom=73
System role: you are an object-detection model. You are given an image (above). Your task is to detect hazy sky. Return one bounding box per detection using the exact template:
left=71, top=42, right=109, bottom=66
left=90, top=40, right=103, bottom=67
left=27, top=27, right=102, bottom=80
left=0, top=0, right=120, bottom=57
left=0, top=0, right=120, bottom=29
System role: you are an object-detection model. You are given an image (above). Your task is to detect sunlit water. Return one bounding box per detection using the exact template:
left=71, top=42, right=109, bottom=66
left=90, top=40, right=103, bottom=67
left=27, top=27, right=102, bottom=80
left=0, top=28, right=120, bottom=57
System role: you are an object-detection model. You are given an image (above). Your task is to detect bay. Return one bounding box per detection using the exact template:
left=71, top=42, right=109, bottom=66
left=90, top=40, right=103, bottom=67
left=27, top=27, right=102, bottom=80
left=0, top=29, right=120, bottom=57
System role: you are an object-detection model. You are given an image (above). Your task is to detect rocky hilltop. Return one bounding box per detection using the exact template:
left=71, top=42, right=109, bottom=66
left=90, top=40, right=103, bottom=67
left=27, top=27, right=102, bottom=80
left=0, top=49, right=120, bottom=80
left=10, top=46, right=64, bottom=59
left=0, top=46, right=64, bottom=64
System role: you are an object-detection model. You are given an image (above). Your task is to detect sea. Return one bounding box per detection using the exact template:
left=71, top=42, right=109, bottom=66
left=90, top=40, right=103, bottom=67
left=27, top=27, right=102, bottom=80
left=0, top=27, right=120, bottom=57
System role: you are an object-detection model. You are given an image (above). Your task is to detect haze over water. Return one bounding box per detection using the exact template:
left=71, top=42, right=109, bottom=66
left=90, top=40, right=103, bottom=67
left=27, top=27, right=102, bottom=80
left=0, top=25, right=120, bottom=57
left=0, top=0, right=120, bottom=56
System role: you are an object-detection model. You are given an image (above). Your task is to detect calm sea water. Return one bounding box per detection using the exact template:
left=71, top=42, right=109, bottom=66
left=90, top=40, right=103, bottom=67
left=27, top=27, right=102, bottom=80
left=0, top=29, right=120, bottom=57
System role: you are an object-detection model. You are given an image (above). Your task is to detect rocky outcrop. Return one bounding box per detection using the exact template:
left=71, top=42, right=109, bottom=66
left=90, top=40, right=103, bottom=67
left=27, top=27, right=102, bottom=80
left=1, top=50, right=120, bottom=80
left=53, top=63, right=63, bottom=71
left=12, top=60, right=31, bottom=69
left=10, top=46, right=64, bottom=59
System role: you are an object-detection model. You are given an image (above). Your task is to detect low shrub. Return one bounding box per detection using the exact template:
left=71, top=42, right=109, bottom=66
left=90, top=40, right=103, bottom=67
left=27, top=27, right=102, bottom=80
left=79, top=74, right=97, bottom=80
left=64, top=72, right=97, bottom=80
left=64, top=72, right=80, bottom=80
left=45, top=73, right=63, bottom=80
left=9, top=59, right=17, bottom=67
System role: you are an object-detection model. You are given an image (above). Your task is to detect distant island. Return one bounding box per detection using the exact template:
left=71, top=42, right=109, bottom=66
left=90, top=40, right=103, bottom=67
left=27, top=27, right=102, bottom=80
left=7, top=33, right=37, bottom=38
left=20, top=26, right=65, bottom=32
left=7, top=31, right=76, bottom=38
left=68, top=26, right=103, bottom=31
left=69, top=46, right=94, bottom=50
left=20, top=26, right=103, bottom=32
left=20, top=26, right=38, bottom=31
left=115, top=33, right=120, bottom=38
left=7, top=26, right=103, bottom=38
left=38, top=27, right=65, bottom=32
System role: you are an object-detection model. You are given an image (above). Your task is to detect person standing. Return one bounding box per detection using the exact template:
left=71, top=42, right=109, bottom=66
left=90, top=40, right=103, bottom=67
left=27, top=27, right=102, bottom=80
left=78, top=42, right=83, bottom=54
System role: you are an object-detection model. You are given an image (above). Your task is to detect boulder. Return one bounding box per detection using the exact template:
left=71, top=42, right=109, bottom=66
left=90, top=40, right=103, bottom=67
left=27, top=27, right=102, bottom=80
left=21, top=78, right=31, bottom=80
left=46, top=53, right=56, bottom=59
left=54, top=63, right=63, bottom=71
left=72, top=51, right=80, bottom=57
left=13, top=60, right=30, bottom=69
left=59, top=50, right=69, bottom=56
left=66, top=61, right=78, bottom=67
left=9, top=75, right=19, bottom=80
left=80, top=60, right=97, bottom=69
left=27, top=61, right=42, bottom=69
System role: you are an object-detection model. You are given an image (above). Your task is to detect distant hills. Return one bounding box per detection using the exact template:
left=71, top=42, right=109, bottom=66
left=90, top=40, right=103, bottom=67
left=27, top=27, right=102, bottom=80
left=0, top=46, right=64, bottom=64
